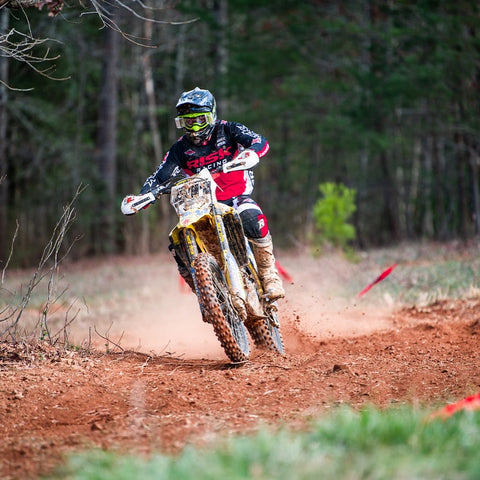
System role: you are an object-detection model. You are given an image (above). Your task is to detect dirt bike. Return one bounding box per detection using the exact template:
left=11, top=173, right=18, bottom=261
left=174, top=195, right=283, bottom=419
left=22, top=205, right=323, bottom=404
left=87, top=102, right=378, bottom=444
left=121, top=155, right=285, bottom=363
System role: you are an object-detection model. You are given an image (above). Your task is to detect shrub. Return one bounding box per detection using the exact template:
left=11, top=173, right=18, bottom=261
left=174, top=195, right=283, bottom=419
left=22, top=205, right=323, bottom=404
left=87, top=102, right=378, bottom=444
left=313, top=182, right=356, bottom=251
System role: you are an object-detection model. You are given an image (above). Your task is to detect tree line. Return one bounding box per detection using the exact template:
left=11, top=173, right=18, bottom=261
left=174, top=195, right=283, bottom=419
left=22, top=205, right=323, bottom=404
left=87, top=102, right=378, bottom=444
left=1, top=0, right=479, bottom=267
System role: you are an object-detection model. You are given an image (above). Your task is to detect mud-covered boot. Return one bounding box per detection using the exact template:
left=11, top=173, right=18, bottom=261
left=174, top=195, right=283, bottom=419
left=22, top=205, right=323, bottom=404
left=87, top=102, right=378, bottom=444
left=250, top=234, right=285, bottom=301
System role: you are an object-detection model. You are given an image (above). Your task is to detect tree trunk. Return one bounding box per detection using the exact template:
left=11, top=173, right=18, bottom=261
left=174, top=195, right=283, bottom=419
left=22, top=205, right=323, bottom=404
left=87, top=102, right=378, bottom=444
left=379, top=151, right=401, bottom=240
left=143, top=12, right=176, bottom=253
left=431, top=131, right=446, bottom=239
left=214, top=0, right=228, bottom=114
left=143, top=21, right=163, bottom=165
left=175, top=24, right=186, bottom=93
left=96, top=12, right=119, bottom=254
left=454, top=129, right=469, bottom=239
left=0, top=8, right=9, bottom=262
left=470, top=154, right=480, bottom=236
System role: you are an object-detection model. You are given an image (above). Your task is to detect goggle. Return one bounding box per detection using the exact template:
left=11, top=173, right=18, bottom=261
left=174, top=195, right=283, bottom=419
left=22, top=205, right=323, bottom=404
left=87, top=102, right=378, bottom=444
left=175, top=112, right=214, bottom=132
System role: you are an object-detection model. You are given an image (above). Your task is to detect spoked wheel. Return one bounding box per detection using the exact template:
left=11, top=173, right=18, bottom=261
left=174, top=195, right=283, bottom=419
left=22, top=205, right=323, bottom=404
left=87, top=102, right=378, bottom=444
left=246, top=305, right=285, bottom=355
left=193, top=252, right=250, bottom=363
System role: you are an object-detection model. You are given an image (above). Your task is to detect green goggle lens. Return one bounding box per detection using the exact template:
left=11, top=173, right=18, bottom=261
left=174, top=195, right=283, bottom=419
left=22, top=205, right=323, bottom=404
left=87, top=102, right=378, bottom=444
left=175, top=112, right=214, bottom=131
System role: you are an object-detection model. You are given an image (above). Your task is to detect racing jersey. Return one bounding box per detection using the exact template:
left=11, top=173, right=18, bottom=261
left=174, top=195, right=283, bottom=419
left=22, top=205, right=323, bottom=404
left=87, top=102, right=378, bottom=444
left=140, top=120, right=269, bottom=201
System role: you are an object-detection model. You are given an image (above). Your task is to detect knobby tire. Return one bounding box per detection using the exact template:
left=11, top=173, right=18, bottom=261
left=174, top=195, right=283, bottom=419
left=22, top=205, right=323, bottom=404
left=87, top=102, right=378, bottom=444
left=246, top=311, right=285, bottom=355
left=193, top=253, right=250, bottom=363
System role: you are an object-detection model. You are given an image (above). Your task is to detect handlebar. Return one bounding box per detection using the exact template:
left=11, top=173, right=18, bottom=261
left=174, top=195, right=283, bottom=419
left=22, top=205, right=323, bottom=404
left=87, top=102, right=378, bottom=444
left=121, top=150, right=260, bottom=216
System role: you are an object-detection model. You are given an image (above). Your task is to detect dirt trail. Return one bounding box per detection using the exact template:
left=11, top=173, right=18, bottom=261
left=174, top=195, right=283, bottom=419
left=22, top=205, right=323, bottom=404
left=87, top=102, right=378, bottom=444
left=64, top=252, right=396, bottom=357
left=1, top=253, right=479, bottom=479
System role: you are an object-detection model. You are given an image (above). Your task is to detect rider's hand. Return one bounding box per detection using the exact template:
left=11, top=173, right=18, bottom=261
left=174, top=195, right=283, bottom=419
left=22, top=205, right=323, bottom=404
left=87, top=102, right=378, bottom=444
left=121, top=191, right=157, bottom=215
left=223, top=149, right=259, bottom=173
left=121, top=195, right=137, bottom=216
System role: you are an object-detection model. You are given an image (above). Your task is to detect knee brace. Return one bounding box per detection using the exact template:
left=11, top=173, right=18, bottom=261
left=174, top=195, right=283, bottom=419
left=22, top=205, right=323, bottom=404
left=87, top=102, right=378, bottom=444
left=236, top=200, right=269, bottom=239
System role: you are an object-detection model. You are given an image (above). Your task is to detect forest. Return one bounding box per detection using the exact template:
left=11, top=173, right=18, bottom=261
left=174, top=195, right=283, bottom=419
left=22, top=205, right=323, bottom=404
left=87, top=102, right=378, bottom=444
left=1, top=0, right=479, bottom=267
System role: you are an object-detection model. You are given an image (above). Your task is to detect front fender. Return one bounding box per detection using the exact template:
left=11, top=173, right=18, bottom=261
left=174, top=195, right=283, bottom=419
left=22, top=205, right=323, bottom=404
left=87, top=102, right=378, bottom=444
left=169, top=210, right=212, bottom=244
left=178, top=208, right=211, bottom=228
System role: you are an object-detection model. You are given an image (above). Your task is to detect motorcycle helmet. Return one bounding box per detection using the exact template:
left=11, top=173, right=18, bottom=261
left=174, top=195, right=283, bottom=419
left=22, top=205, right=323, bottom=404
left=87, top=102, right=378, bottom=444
left=175, top=87, right=217, bottom=144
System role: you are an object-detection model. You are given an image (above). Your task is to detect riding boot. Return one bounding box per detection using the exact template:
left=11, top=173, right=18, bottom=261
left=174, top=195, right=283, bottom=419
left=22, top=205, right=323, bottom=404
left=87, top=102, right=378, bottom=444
left=249, top=234, right=285, bottom=301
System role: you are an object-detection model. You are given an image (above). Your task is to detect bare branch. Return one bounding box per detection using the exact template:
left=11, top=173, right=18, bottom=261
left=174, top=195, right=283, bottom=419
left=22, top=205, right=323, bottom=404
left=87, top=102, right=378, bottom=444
left=0, top=184, right=86, bottom=341
left=0, top=0, right=64, bottom=17
left=81, top=1, right=198, bottom=48
left=1, top=219, right=18, bottom=285
left=1, top=0, right=198, bottom=79
left=86, top=0, right=197, bottom=27
left=50, top=300, right=81, bottom=346
left=94, top=323, right=125, bottom=353
left=0, top=20, right=70, bottom=85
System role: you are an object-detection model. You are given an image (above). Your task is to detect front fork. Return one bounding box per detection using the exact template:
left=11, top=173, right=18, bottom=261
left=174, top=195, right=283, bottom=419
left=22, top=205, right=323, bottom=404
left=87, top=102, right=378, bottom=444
left=182, top=228, right=199, bottom=279
left=212, top=207, right=247, bottom=304
left=172, top=212, right=249, bottom=322
left=175, top=221, right=246, bottom=302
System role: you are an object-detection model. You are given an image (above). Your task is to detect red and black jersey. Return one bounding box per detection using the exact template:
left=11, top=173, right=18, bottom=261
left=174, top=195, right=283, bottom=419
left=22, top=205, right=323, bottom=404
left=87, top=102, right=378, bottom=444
left=140, top=121, right=269, bottom=201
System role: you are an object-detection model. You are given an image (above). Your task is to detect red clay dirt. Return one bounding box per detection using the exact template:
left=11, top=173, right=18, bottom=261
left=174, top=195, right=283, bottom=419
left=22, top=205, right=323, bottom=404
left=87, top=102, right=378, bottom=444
left=1, top=254, right=479, bottom=479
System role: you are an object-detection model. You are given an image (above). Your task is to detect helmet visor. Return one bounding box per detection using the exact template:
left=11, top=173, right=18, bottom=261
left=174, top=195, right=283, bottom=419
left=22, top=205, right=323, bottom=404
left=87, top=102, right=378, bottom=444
left=175, top=112, right=214, bottom=132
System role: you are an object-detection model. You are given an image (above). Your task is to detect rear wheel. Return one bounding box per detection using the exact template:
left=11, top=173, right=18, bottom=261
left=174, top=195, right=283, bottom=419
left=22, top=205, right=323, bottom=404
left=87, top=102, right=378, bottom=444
left=193, top=253, right=250, bottom=363
left=246, top=308, right=285, bottom=355
left=265, top=308, right=285, bottom=354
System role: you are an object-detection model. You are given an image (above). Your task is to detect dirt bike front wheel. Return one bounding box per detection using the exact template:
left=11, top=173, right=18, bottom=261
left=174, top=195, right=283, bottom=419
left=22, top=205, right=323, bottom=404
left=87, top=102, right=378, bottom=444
left=193, top=252, right=250, bottom=363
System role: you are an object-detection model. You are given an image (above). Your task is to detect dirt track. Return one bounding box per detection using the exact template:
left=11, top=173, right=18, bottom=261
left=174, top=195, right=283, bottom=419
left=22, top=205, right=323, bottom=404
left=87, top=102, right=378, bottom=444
left=1, top=253, right=479, bottom=479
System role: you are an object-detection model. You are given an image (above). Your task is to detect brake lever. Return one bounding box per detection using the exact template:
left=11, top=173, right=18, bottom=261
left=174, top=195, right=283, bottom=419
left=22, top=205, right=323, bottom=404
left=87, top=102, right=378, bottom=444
left=222, top=159, right=247, bottom=172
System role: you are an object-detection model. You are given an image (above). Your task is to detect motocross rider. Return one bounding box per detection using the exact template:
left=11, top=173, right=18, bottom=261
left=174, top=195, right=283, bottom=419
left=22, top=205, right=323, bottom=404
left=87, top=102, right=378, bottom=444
left=137, top=87, right=284, bottom=301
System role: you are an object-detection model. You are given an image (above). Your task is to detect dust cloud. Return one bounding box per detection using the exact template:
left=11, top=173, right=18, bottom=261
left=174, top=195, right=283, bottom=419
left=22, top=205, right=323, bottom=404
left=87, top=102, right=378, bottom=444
left=278, top=251, right=396, bottom=352
left=74, top=263, right=226, bottom=359
left=53, top=251, right=396, bottom=359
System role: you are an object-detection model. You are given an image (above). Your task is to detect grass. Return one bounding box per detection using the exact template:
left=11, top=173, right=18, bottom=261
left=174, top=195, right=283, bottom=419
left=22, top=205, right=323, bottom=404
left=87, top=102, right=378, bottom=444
left=342, top=242, right=480, bottom=306
left=46, top=406, right=480, bottom=480
left=392, top=261, right=479, bottom=306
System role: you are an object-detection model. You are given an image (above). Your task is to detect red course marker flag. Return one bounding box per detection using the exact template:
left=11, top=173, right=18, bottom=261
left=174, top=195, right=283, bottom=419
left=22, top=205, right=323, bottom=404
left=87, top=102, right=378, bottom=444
left=178, top=274, right=190, bottom=294
left=357, top=263, right=397, bottom=298
left=275, top=260, right=293, bottom=283
left=430, top=393, right=480, bottom=419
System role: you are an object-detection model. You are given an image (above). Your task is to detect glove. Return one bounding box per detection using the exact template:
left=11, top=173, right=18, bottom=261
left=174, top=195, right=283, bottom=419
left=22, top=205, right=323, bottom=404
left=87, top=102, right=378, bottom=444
left=223, top=149, right=259, bottom=173
left=121, top=191, right=157, bottom=216
left=121, top=195, right=137, bottom=216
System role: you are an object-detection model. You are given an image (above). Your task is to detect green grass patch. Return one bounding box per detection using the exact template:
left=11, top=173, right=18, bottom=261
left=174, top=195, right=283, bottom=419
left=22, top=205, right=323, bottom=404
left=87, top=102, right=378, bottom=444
left=343, top=244, right=480, bottom=306
left=392, top=260, right=479, bottom=305
left=46, top=406, right=480, bottom=480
